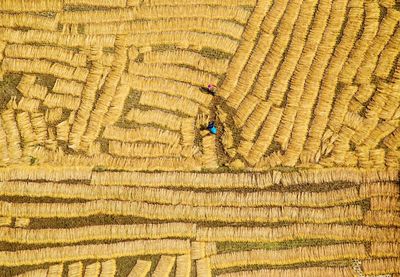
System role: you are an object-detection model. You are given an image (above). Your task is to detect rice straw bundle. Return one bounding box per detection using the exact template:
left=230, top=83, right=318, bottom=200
left=0, top=223, right=196, bottom=244
left=68, top=262, right=83, bottom=277
left=16, top=112, right=36, bottom=157
left=246, top=107, right=283, bottom=165
left=371, top=242, right=400, bottom=258
left=196, top=258, right=211, bottom=277
left=84, top=262, right=101, bottom=277
left=127, top=5, right=251, bottom=24
left=0, top=180, right=364, bottom=208
left=1, top=109, right=22, bottom=162
left=217, top=266, right=355, bottom=277
left=176, top=255, right=191, bottom=277
left=103, top=84, right=130, bottom=125
left=210, top=243, right=366, bottom=269
left=45, top=108, right=63, bottom=124
left=5, top=44, right=86, bottom=67
left=1, top=28, right=115, bottom=48
left=52, top=79, right=84, bottom=98
left=122, top=74, right=212, bottom=106
left=144, top=50, right=229, bottom=75
left=362, top=258, right=400, bottom=275
left=201, top=135, right=219, bottom=169
left=14, top=217, right=30, bottom=228
left=81, top=35, right=128, bottom=149
left=139, top=92, right=199, bottom=117
left=181, top=118, right=196, bottom=147
left=69, top=46, right=103, bottom=150
left=126, top=108, right=182, bottom=131
left=99, top=259, right=116, bottom=277
left=2, top=58, right=88, bottom=82
left=0, top=14, right=58, bottom=31
left=0, top=239, right=189, bottom=266
left=129, top=62, right=218, bottom=87
left=0, top=217, right=11, bottom=226
left=196, top=223, right=400, bottom=243
left=0, top=0, right=62, bottom=12
left=103, top=125, right=180, bottom=145
left=108, top=141, right=182, bottom=158
left=65, top=0, right=126, bottom=7
left=17, top=97, right=40, bottom=113
left=47, top=264, right=63, bottom=277
left=125, top=31, right=238, bottom=55
left=152, top=256, right=176, bottom=277
left=364, top=211, right=400, bottom=226
left=127, top=260, right=151, bottom=277
left=355, top=9, right=400, bottom=84
left=86, top=18, right=243, bottom=41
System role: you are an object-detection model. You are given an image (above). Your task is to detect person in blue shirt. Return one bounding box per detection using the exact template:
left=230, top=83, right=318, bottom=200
left=207, top=121, right=217, bottom=135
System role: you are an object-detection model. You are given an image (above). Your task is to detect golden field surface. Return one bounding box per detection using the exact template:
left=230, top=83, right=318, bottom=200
left=0, top=0, right=399, bottom=276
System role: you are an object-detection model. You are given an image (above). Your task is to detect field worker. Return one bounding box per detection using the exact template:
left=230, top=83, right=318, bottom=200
left=207, top=121, right=217, bottom=135
left=207, top=84, right=217, bottom=95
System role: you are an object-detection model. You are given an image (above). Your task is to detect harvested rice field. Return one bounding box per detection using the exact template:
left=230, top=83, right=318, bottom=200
left=0, top=0, right=399, bottom=276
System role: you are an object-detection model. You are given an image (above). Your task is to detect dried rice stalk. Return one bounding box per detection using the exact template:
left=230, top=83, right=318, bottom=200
left=52, top=79, right=84, bottom=97
left=2, top=181, right=363, bottom=208
left=371, top=242, right=400, bottom=258
left=14, top=218, right=30, bottom=228
left=2, top=58, right=88, bottom=82
left=103, top=84, right=130, bottom=125
left=196, top=258, right=211, bottom=277
left=125, top=31, right=238, bottom=55
left=1, top=109, right=22, bottom=162
left=139, top=92, right=199, bottom=117
left=0, top=223, right=195, bottom=244
left=176, top=255, right=191, bottom=277
left=0, top=239, right=189, bottom=267
left=217, top=266, right=354, bottom=277
left=122, top=74, right=212, bottom=106
left=364, top=211, right=400, bottom=226
left=370, top=196, right=400, bottom=211
left=99, top=259, right=116, bottom=277
left=127, top=260, right=151, bottom=277
left=86, top=18, right=243, bottom=41
left=30, top=112, right=48, bottom=144
left=210, top=243, right=366, bottom=269
left=0, top=217, right=11, bottom=226
left=0, top=200, right=362, bottom=224
left=1, top=28, right=115, bottom=48
left=197, top=223, right=400, bottom=243
left=181, top=118, right=196, bottom=147
left=152, top=256, right=176, bottom=277
left=81, top=35, right=128, bottom=150
left=5, top=44, right=86, bottom=67
left=126, top=108, right=182, bottom=131
left=17, top=97, right=41, bottom=113
left=109, top=141, right=182, bottom=158
left=217, top=0, right=272, bottom=99
left=144, top=50, right=228, bottom=75
left=201, top=135, right=219, bottom=169
left=65, top=0, right=126, bottom=7
left=69, top=46, right=103, bottom=150
left=48, top=264, right=63, bottom=277
left=0, top=0, right=62, bottom=12
left=68, top=262, right=83, bottom=277
left=129, top=62, right=218, bottom=88
left=362, top=258, right=400, bottom=275
left=83, top=262, right=101, bottom=277
left=103, top=125, right=180, bottom=146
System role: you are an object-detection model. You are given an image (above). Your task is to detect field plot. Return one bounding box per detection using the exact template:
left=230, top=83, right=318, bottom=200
left=0, top=0, right=399, bottom=276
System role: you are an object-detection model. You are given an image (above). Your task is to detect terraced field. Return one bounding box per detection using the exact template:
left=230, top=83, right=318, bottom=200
left=0, top=0, right=399, bottom=276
